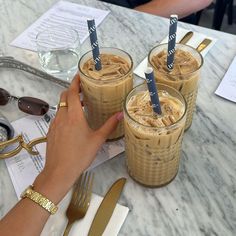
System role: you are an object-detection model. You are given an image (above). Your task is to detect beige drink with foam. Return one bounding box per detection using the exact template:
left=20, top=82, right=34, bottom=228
left=79, top=48, right=133, bottom=140
left=148, top=44, right=203, bottom=130
left=124, top=83, right=186, bottom=187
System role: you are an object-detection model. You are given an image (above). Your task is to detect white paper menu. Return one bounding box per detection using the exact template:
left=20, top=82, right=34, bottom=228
left=10, top=0, right=110, bottom=51
left=5, top=114, right=124, bottom=199
left=215, top=56, right=236, bottom=102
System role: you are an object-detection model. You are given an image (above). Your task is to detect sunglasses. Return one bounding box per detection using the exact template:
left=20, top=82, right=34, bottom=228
left=0, top=88, right=53, bottom=116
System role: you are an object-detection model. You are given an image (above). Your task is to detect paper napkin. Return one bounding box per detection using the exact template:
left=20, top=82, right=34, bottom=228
left=215, top=55, right=236, bottom=102
left=134, top=27, right=217, bottom=79
left=41, top=192, right=129, bottom=236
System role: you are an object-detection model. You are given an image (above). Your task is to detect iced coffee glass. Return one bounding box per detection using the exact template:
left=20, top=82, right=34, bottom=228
left=148, top=43, right=203, bottom=130
left=124, top=83, right=187, bottom=187
left=79, top=47, right=133, bottom=140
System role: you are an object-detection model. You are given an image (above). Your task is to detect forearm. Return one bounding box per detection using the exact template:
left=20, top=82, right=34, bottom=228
left=0, top=170, right=77, bottom=236
left=135, top=0, right=213, bottom=18
left=0, top=198, right=50, bottom=236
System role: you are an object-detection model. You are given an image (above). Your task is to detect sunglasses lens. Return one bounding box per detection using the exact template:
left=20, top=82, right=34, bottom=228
left=0, top=88, right=10, bottom=105
left=18, top=97, right=49, bottom=116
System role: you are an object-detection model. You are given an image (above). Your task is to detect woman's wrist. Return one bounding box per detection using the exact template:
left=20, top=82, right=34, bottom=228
left=33, top=169, right=80, bottom=204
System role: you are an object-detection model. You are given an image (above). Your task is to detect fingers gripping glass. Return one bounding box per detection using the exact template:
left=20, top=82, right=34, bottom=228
left=0, top=88, right=51, bottom=115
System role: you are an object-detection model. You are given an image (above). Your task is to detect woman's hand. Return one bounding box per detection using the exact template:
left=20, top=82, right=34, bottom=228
left=34, top=74, right=123, bottom=203
left=0, top=74, right=124, bottom=236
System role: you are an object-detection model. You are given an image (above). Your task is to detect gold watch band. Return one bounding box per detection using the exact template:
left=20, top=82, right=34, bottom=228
left=20, top=185, right=58, bottom=215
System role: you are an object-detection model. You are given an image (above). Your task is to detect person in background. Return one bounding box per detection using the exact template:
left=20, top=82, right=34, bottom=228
left=0, top=74, right=123, bottom=236
left=100, top=0, right=213, bottom=23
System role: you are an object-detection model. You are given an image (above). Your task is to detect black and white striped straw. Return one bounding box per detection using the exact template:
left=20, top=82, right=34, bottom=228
left=87, top=19, right=102, bottom=71
left=145, top=67, right=162, bottom=115
left=167, top=14, right=178, bottom=70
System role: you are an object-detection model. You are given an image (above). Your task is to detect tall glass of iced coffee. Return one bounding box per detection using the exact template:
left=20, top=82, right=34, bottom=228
left=148, top=43, right=203, bottom=130
left=124, top=83, right=187, bottom=187
left=79, top=47, right=133, bottom=140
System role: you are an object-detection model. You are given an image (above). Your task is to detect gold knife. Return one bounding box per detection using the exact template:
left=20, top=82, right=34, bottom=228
left=88, top=178, right=126, bottom=236
left=179, top=31, right=194, bottom=44
left=196, top=38, right=212, bottom=52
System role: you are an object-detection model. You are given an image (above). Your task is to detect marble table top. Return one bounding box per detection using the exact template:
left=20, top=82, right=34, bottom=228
left=0, top=0, right=236, bottom=235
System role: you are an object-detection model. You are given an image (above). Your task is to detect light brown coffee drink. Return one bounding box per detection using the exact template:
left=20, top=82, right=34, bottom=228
left=82, top=54, right=130, bottom=80
left=148, top=44, right=203, bottom=130
left=79, top=48, right=133, bottom=140
left=124, top=83, right=187, bottom=187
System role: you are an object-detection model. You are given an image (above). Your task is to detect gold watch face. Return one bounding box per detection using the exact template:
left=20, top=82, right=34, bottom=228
left=19, top=185, right=58, bottom=214
left=20, top=185, right=32, bottom=198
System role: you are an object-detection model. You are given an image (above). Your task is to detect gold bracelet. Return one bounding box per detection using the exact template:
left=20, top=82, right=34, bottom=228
left=20, top=185, right=58, bottom=215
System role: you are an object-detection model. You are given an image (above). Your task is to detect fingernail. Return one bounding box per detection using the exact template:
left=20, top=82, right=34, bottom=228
left=116, top=112, right=124, bottom=121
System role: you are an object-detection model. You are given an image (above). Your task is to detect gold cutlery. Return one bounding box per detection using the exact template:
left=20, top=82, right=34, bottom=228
left=88, top=178, right=126, bottom=236
left=63, top=172, right=94, bottom=236
left=196, top=38, right=212, bottom=52
left=179, top=31, right=193, bottom=44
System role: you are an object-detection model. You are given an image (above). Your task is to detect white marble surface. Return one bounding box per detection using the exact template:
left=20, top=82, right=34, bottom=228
left=1, top=0, right=236, bottom=235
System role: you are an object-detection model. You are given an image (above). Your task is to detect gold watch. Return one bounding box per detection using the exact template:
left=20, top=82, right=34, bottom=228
left=20, top=185, right=58, bottom=215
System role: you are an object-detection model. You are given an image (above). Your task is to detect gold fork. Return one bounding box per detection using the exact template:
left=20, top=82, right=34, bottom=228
left=63, top=172, right=94, bottom=236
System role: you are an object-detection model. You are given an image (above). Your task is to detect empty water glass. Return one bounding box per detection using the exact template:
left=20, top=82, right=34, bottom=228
left=36, top=25, right=80, bottom=81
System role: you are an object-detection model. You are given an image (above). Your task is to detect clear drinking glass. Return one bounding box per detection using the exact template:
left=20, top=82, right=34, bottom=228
left=36, top=25, right=80, bottom=81
left=148, top=43, right=203, bottom=130
left=78, top=47, right=133, bottom=140
left=124, top=83, right=187, bottom=187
